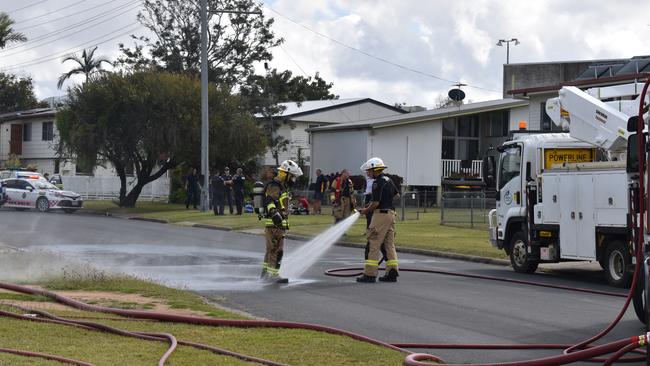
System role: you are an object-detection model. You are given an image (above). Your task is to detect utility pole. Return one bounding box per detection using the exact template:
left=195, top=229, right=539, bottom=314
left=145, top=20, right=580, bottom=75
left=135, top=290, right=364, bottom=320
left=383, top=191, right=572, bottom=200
left=198, top=2, right=262, bottom=211
left=199, top=0, right=209, bottom=211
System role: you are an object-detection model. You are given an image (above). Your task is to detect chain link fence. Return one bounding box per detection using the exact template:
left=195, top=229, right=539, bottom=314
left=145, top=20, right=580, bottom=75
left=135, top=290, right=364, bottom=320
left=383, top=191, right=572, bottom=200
left=440, top=191, right=495, bottom=227
left=291, top=189, right=437, bottom=221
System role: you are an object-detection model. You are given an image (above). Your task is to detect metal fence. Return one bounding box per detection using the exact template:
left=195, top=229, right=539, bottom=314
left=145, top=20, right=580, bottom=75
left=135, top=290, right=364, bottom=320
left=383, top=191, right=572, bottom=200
left=440, top=191, right=495, bottom=227
left=291, top=189, right=435, bottom=221
left=61, top=175, right=170, bottom=201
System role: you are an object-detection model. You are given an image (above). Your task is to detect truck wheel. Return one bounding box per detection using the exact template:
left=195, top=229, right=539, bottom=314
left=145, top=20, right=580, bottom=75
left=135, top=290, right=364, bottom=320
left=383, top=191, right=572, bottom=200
left=633, top=264, right=647, bottom=325
left=604, top=240, right=632, bottom=288
left=509, top=231, right=538, bottom=274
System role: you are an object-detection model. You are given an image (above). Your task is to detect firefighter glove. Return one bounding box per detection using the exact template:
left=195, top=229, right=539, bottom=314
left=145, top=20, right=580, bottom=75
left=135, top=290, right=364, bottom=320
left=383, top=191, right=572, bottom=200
left=272, top=211, right=284, bottom=227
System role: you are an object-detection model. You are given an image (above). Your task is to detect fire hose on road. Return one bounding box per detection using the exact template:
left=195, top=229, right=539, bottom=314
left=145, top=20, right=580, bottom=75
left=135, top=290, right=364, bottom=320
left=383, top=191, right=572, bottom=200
left=0, top=256, right=648, bottom=366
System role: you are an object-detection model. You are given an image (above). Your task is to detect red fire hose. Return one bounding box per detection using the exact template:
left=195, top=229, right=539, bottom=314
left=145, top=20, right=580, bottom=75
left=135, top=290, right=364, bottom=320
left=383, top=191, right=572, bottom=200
left=0, top=347, right=95, bottom=366
left=0, top=267, right=647, bottom=366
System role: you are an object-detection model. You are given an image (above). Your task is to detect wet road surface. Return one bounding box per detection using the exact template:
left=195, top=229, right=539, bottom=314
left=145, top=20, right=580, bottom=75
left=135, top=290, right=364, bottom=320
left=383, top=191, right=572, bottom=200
left=0, top=210, right=644, bottom=364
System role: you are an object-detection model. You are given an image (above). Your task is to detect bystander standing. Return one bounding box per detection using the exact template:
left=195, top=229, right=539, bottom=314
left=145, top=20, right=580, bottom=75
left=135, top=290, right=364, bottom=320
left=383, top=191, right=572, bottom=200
left=233, top=168, right=245, bottom=215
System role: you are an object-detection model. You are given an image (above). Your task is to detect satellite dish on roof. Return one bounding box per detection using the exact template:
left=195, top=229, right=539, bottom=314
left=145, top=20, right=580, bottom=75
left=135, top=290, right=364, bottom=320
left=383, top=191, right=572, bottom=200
left=448, top=88, right=466, bottom=102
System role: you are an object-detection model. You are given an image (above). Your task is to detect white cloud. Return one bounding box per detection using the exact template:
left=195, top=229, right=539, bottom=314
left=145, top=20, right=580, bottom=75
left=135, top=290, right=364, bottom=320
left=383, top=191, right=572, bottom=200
left=1, top=0, right=649, bottom=110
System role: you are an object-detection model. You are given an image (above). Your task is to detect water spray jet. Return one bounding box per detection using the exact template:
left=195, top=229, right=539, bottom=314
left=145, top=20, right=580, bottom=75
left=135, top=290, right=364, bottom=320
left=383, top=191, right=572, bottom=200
left=281, top=212, right=360, bottom=280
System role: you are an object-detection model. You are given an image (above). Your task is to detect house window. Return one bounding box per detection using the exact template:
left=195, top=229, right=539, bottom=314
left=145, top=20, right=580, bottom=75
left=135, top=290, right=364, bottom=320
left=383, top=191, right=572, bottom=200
left=486, top=111, right=509, bottom=137
left=458, top=115, right=479, bottom=137
left=540, top=102, right=563, bottom=132
left=22, top=123, right=31, bottom=141
left=42, top=121, right=54, bottom=141
left=441, top=115, right=480, bottom=160
left=442, top=119, right=456, bottom=136
left=458, top=140, right=479, bottom=160
left=442, top=140, right=455, bottom=159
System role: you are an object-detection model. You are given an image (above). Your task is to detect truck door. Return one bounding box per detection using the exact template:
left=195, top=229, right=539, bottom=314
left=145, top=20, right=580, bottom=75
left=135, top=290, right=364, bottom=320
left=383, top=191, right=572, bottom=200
left=496, top=144, right=523, bottom=241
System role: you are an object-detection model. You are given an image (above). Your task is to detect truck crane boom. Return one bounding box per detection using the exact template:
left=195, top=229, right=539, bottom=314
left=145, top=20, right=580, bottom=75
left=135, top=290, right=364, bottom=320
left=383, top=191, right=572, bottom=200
left=545, top=86, right=631, bottom=152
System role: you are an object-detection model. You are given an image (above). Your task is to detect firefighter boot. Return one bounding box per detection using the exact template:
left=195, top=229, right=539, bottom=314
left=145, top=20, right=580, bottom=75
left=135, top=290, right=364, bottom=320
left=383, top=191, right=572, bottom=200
left=378, top=269, right=399, bottom=282
left=262, top=274, right=288, bottom=284
left=356, top=274, right=376, bottom=283
left=274, top=276, right=289, bottom=284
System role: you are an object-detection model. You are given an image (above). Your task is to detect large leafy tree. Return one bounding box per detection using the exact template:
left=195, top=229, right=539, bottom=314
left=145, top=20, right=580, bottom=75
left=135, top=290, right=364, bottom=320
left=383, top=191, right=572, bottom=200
left=0, top=12, right=26, bottom=49
left=0, top=73, right=45, bottom=113
left=118, top=0, right=282, bottom=87
left=57, top=46, right=113, bottom=89
left=56, top=71, right=266, bottom=207
left=241, top=69, right=338, bottom=107
left=240, top=68, right=338, bottom=165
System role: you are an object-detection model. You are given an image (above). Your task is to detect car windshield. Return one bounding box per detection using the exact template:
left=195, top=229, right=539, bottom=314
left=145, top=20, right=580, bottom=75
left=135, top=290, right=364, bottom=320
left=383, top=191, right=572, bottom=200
left=33, top=181, right=59, bottom=190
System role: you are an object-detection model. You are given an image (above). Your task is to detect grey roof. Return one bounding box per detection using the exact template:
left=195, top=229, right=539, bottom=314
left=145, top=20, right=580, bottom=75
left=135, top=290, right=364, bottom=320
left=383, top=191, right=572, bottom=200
left=575, top=56, right=650, bottom=80
left=254, top=98, right=405, bottom=119
left=0, top=108, right=56, bottom=122
left=269, top=98, right=362, bottom=117
left=309, top=98, right=529, bottom=132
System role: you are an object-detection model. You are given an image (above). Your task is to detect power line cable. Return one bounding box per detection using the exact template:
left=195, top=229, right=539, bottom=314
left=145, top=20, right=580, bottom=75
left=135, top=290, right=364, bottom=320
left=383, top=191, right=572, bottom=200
left=266, top=6, right=502, bottom=95
left=279, top=44, right=308, bottom=77
left=14, top=0, right=88, bottom=25
left=15, top=0, right=137, bottom=32
left=278, top=43, right=355, bottom=122
left=6, top=0, right=49, bottom=14
left=4, top=0, right=141, bottom=54
left=1, top=23, right=142, bottom=71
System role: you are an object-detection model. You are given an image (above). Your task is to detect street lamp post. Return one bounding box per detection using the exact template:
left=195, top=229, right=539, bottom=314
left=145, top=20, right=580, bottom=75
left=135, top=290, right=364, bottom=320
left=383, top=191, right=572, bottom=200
left=198, top=2, right=262, bottom=211
left=496, top=38, right=520, bottom=64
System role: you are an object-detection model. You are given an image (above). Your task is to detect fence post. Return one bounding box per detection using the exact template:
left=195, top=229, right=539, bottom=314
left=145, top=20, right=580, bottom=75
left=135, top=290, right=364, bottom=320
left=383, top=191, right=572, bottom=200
left=401, top=192, right=405, bottom=221
left=440, top=191, right=445, bottom=225
left=470, top=193, right=474, bottom=228
left=423, top=190, right=427, bottom=213
left=416, top=191, right=420, bottom=220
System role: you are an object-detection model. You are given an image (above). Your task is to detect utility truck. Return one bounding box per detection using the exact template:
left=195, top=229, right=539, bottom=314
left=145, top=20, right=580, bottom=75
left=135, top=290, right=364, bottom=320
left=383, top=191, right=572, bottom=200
left=488, top=83, right=649, bottom=287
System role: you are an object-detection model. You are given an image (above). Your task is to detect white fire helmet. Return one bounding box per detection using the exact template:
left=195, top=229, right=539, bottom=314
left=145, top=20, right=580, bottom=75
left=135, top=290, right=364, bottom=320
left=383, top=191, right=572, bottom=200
left=360, top=157, right=387, bottom=172
left=278, top=160, right=303, bottom=180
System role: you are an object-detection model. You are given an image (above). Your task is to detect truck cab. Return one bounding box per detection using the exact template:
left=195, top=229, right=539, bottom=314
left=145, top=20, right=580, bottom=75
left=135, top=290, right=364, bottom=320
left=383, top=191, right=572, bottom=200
left=488, top=132, right=633, bottom=286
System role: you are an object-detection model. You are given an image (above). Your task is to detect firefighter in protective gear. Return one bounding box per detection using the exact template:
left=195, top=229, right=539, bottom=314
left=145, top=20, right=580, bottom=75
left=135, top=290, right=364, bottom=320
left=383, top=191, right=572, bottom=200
left=261, top=160, right=303, bottom=283
left=330, top=169, right=355, bottom=223
left=357, top=157, right=400, bottom=283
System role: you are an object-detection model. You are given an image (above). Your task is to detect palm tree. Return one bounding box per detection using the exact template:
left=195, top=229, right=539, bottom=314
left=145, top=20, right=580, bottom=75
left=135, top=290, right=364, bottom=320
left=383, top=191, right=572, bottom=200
left=57, top=46, right=113, bottom=89
left=0, top=12, right=27, bottom=49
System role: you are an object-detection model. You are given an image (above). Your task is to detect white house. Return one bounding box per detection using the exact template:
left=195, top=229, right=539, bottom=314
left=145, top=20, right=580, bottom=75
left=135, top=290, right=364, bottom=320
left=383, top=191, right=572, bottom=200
left=256, top=98, right=406, bottom=172
left=309, top=98, right=529, bottom=188
left=0, top=108, right=170, bottom=199
left=0, top=108, right=69, bottom=174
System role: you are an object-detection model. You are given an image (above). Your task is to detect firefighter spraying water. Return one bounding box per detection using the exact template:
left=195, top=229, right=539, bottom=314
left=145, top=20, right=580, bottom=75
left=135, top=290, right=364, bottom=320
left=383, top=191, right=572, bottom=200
left=253, top=160, right=303, bottom=284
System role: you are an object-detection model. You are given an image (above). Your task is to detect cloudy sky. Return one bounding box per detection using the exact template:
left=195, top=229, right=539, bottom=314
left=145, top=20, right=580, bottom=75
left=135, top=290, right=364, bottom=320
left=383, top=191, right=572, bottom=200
left=1, top=0, right=649, bottom=109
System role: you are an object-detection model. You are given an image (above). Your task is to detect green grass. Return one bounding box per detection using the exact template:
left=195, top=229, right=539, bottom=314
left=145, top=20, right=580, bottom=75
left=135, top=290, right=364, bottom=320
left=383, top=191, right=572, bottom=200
left=85, top=200, right=506, bottom=259
left=0, top=274, right=408, bottom=366
left=44, top=268, right=243, bottom=319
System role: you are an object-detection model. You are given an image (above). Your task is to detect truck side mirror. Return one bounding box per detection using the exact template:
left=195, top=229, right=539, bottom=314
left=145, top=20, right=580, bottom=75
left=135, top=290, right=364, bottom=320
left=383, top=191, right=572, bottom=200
left=627, top=116, right=638, bottom=133
left=627, top=133, right=646, bottom=173
left=482, top=155, right=496, bottom=188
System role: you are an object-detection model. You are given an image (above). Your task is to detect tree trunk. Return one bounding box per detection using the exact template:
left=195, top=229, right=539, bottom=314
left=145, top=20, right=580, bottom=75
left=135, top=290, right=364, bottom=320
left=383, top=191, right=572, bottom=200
left=120, top=183, right=144, bottom=208
left=119, top=161, right=175, bottom=207
left=115, top=163, right=127, bottom=206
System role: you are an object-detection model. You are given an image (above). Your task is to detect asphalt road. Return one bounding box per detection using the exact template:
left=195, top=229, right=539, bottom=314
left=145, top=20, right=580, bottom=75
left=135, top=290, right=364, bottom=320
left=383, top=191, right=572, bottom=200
left=0, top=209, right=645, bottom=364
